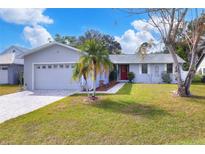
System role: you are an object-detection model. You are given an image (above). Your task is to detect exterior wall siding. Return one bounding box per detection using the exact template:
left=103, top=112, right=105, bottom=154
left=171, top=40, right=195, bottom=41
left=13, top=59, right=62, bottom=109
left=24, top=45, right=83, bottom=90
left=8, top=64, right=23, bottom=84
left=23, top=44, right=184, bottom=90
left=24, top=45, right=109, bottom=90
left=0, top=64, right=23, bottom=84
left=120, top=63, right=182, bottom=83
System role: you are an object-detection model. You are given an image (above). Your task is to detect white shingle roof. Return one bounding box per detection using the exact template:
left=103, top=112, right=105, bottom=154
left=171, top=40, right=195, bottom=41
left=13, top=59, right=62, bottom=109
left=109, top=53, right=185, bottom=64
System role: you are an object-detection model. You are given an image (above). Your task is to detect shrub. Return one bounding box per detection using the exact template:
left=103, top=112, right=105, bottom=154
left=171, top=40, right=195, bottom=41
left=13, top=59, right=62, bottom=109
left=192, top=74, right=202, bottom=83
left=109, top=70, right=117, bottom=81
left=161, top=72, right=172, bottom=83
left=201, top=75, right=205, bottom=83
left=128, top=72, right=135, bottom=83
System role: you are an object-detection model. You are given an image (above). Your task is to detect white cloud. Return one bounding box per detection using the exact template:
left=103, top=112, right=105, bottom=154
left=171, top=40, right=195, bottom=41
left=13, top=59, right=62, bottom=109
left=0, top=8, right=53, bottom=47
left=23, top=25, right=53, bottom=47
left=131, top=19, right=154, bottom=32
left=115, top=18, right=166, bottom=54
left=115, top=29, right=156, bottom=54
left=0, top=8, right=53, bottom=25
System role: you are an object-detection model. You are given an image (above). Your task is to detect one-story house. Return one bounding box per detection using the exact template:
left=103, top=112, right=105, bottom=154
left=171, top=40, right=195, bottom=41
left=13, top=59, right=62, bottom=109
left=0, top=46, right=27, bottom=84
left=23, top=42, right=185, bottom=91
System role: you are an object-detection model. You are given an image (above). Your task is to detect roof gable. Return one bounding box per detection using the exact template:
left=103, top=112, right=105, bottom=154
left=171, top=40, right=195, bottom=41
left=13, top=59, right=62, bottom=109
left=22, top=42, right=83, bottom=57
left=0, top=45, right=26, bottom=65
left=1, top=45, right=28, bottom=55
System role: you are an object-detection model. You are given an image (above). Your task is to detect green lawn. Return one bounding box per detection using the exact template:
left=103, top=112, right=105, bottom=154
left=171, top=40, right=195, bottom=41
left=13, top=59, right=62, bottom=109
left=0, top=85, right=21, bottom=96
left=0, top=84, right=204, bottom=144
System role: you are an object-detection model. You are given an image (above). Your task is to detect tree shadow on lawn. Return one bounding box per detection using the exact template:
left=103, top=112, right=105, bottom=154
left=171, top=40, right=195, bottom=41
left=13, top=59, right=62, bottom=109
left=91, top=99, right=171, bottom=119
left=116, top=83, right=133, bottom=95
left=184, top=95, right=205, bottom=105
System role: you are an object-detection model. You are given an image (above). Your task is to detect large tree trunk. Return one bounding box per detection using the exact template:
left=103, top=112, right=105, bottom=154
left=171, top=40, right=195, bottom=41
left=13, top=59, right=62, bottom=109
left=167, top=44, right=198, bottom=97
left=182, top=50, right=197, bottom=96
left=166, top=44, right=187, bottom=96
left=177, top=66, right=196, bottom=97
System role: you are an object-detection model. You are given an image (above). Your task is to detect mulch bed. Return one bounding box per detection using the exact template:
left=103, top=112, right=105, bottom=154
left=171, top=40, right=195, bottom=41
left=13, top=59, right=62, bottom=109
left=96, top=81, right=118, bottom=91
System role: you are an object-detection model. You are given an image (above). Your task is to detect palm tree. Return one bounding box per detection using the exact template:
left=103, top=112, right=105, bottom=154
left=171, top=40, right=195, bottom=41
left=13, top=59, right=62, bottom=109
left=72, top=59, right=90, bottom=96
left=74, top=39, right=113, bottom=99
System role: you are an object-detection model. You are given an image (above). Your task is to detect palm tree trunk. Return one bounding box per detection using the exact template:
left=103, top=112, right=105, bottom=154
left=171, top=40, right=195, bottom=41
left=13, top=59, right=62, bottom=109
left=85, top=80, right=90, bottom=97
left=92, top=63, right=97, bottom=97
left=82, top=74, right=89, bottom=97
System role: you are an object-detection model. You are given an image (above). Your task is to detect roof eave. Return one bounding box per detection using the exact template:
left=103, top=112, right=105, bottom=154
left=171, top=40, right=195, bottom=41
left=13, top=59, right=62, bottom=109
left=22, top=42, right=83, bottom=57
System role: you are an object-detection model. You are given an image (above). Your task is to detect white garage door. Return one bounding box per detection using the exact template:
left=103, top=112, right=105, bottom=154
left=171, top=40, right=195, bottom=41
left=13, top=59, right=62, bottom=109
left=0, top=66, right=8, bottom=84
left=34, top=63, right=80, bottom=90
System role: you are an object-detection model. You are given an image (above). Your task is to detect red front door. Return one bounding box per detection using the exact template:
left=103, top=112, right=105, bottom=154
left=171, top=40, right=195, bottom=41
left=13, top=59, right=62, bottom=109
left=120, top=65, right=128, bottom=80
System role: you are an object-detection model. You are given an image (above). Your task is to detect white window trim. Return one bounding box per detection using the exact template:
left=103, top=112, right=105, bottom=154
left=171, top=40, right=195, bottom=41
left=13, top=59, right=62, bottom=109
left=139, top=64, right=142, bottom=74
left=164, top=64, right=167, bottom=72
left=203, top=67, right=205, bottom=75
left=148, top=64, right=150, bottom=74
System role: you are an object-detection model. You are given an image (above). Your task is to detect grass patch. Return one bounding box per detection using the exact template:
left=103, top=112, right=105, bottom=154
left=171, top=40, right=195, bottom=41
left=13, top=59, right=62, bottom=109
left=0, top=85, right=22, bottom=96
left=0, top=83, right=204, bottom=144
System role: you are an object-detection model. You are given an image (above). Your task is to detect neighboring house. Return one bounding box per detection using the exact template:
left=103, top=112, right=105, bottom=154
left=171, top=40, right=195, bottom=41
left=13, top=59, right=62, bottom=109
left=23, top=42, right=185, bottom=91
left=0, top=46, right=27, bottom=84
left=196, top=51, right=205, bottom=75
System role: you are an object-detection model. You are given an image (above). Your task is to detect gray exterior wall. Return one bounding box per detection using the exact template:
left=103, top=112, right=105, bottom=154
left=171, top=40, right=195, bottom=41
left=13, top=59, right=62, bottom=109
left=24, top=44, right=109, bottom=90
left=117, top=63, right=183, bottom=83
left=8, top=64, right=23, bottom=84
left=24, top=45, right=82, bottom=90
left=0, top=64, right=23, bottom=84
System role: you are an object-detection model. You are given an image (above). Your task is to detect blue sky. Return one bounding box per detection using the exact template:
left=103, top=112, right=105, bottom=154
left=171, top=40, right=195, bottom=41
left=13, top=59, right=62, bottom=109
left=0, top=9, right=149, bottom=53
left=0, top=8, right=203, bottom=54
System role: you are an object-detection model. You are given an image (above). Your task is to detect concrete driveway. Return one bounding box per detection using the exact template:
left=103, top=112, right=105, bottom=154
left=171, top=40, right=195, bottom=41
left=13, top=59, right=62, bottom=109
left=0, top=90, right=77, bottom=123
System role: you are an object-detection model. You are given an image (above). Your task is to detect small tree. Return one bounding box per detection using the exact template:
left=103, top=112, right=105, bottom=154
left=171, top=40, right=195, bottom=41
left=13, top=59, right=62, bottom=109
left=78, top=39, right=113, bottom=99
left=72, top=60, right=90, bottom=96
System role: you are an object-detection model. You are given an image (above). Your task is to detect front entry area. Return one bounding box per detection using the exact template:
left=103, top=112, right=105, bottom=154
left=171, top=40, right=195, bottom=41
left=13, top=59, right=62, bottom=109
left=34, top=63, right=80, bottom=90
left=120, top=64, right=129, bottom=80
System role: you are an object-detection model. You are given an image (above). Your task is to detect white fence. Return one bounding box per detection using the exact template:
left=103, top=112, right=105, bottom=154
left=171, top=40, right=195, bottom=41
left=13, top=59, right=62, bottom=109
left=181, top=71, right=188, bottom=81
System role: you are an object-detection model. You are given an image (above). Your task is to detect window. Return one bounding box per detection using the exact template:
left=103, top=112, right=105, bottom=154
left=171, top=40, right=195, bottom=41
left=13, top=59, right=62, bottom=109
left=42, top=65, right=46, bottom=69
left=53, top=64, right=58, bottom=68
left=203, top=68, right=205, bottom=74
left=36, top=66, right=41, bottom=69
left=65, top=64, right=69, bottom=68
left=155, top=65, right=159, bottom=76
left=71, top=64, right=75, bottom=68
left=59, top=64, right=64, bottom=68
left=167, top=64, right=173, bottom=73
left=1, top=66, right=8, bottom=70
left=141, top=64, right=148, bottom=74
left=48, top=65, right=52, bottom=69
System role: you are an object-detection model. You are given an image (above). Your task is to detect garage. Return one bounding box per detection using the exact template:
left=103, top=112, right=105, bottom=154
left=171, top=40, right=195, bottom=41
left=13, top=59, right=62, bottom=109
left=0, top=66, right=9, bottom=84
left=34, top=63, right=80, bottom=90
